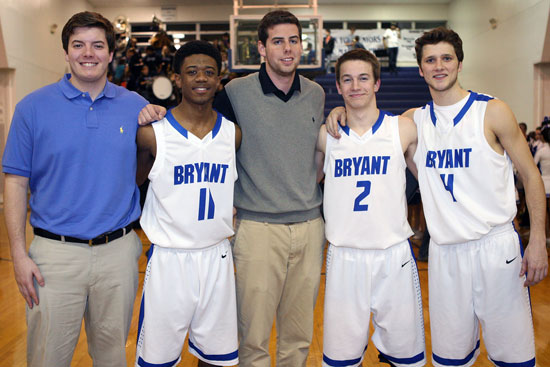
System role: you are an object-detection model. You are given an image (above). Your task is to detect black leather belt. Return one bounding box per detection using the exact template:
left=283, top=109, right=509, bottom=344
left=33, top=224, right=133, bottom=246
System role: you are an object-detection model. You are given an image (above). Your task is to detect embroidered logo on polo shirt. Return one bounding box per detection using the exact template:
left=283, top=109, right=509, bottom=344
left=120, top=126, right=124, bottom=134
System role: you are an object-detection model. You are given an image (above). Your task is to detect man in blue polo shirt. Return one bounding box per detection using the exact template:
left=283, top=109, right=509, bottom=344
left=2, top=11, right=148, bottom=367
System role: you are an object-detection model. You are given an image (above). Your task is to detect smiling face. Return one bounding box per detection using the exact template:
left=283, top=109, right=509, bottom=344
left=64, top=26, right=113, bottom=91
left=258, top=23, right=302, bottom=79
left=337, top=59, right=380, bottom=110
left=176, top=53, right=220, bottom=106
left=419, top=41, right=462, bottom=94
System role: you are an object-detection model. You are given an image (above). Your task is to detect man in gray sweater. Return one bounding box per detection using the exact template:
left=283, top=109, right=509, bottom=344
left=138, top=10, right=325, bottom=367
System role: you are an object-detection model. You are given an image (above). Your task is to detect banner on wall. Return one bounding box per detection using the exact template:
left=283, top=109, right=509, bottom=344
left=328, top=29, right=427, bottom=64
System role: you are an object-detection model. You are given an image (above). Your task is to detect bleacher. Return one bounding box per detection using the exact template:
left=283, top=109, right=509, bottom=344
left=315, top=67, right=432, bottom=116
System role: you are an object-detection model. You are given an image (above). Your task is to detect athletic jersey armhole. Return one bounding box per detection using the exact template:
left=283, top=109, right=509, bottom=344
left=412, top=108, right=424, bottom=164
left=477, top=97, right=508, bottom=160
left=391, top=116, right=407, bottom=169
left=324, top=131, right=337, bottom=174
left=225, top=118, right=239, bottom=181
left=148, top=121, right=166, bottom=180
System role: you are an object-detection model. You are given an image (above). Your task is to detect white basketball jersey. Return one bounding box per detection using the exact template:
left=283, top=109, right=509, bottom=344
left=413, top=92, right=516, bottom=245
left=140, top=110, right=237, bottom=249
left=323, top=111, right=413, bottom=249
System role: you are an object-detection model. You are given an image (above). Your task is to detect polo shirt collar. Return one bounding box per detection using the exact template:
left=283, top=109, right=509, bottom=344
left=259, top=63, right=301, bottom=102
left=59, top=73, right=116, bottom=100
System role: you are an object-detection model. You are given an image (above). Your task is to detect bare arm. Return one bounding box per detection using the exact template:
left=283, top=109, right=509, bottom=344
left=402, top=107, right=417, bottom=120
left=398, top=115, right=418, bottom=178
left=315, top=125, right=328, bottom=183
left=235, top=124, right=242, bottom=151
left=325, top=106, right=347, bottom=139
left=136, top=125, right=157, bottom=186
left=138, top=104, right=166, bottom=126
left=485, top=100, right=548, bottom=286
left=4, top=174, right=44, bottom=308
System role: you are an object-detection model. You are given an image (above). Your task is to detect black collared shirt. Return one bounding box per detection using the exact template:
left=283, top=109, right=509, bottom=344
left=213, top=63, right=302, bottom=125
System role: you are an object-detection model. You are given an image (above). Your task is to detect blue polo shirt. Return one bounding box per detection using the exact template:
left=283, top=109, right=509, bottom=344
left=2, top=74, right=149, bottom=238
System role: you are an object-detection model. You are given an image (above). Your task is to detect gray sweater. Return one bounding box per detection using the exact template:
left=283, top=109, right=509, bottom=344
left=225, top=72, right=325, bottom=223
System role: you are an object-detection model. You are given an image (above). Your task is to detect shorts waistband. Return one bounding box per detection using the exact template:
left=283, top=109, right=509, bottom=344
left=482, top=222, right=514, bottom=239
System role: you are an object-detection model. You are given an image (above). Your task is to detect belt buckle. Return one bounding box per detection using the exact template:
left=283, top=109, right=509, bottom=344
left=88, top=235, right=108, bottom=246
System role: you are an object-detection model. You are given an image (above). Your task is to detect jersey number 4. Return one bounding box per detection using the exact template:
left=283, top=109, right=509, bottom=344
left=440, top=174, right=457, bottom=202
left=198, top=188, right=215, bottom=220
left=354, top=180, right=372, bottom=211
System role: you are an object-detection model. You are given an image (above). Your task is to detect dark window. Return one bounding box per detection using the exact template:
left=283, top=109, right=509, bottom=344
left=415, top=21, right=447, bottom=29
left=200, top=23, right=229, bottom=31
left=135, top=35, right=152, bottom=44
left=323, top=22, right=344, bottom=30
left=179, top=35, right=197, bottom=42
left=132, top=23, right=159, bottom=32
left=380, top=21, right=412, bottom=29
left=166, top=23, right=196, bottom=31
left=348, top=22, right=377, bottom=30
left=201, top=34, right=226, bottom=42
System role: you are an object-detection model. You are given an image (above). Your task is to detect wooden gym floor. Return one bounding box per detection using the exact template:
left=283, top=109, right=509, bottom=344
left=0, top=209, right=549, bottom=366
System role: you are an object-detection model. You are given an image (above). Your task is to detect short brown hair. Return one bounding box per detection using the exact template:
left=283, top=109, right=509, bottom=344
left=336, top=49, right=381, bottom=83
left=414, top=26, right=463, bottom=65
left=62, top=11, right=115, bottom=53
left=257, top=10, right=302, bottom=45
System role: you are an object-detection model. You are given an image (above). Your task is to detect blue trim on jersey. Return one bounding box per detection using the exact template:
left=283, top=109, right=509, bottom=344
left=371, top=110, right=386, bottom=135
left=473, top=91, right=494, bottom=102
left=137, top=245, right=155, bottom=352
left=490, top=358, right=536, bottom=367
left=453, top=92, right=477, bottom=126
left=433, top=340, right=480, bottom=366
left=408, top=239, right=417, bottom=262
left=188, top=340, right=238, bottom=361
left=165, top=109, right=188, bottom=138
left=166, top=109, right=223, bottom=140
left=323, top=354, right=362, bottom=366
left=211, top=112, right=222, bottom=139
left=323, top=345, right=367, bottom=366
left=378, top=351, right=425, bottom=364
left=340, top=124, right=351, bottom=136
left=427, top=91, right=494, bottom=127
left=137, top=356, right=179, bottom=367
left=491, top=358, right=535, bottom=367
left=429, top=101, right=436, bottom=126
left=339, top=110, right=386, bottom=136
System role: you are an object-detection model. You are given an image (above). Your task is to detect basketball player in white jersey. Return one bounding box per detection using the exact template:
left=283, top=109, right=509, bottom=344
left=317, top=49, right=425, bottom=367
left=325, top=28, right=548, bottom=367
left=135, top=41, right=242, bottom=367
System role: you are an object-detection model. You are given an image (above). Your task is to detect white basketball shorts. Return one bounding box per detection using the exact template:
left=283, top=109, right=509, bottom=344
left=429, top=223, right=535, bottom=367
left=323, top=240, right=426, bottom=367
left=136, top=239, right=238, bottom=366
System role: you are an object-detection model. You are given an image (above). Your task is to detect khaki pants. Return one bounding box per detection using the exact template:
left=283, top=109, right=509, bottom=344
left=233, top=217, right=325, bottom=367
left=27, top=231, right=142, bottom=367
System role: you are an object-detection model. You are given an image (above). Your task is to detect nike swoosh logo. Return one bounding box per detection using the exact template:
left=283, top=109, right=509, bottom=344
left=401, top=260, right=411, bottom=267
left=221, top=254, right=227, bottom=258
left=506, top=256, right=517, bottom=264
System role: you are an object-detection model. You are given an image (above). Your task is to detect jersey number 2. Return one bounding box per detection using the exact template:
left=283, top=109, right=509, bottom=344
left=354, top=180, right=372, bottom=211
left=198, top=188, right=215, bottom=220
